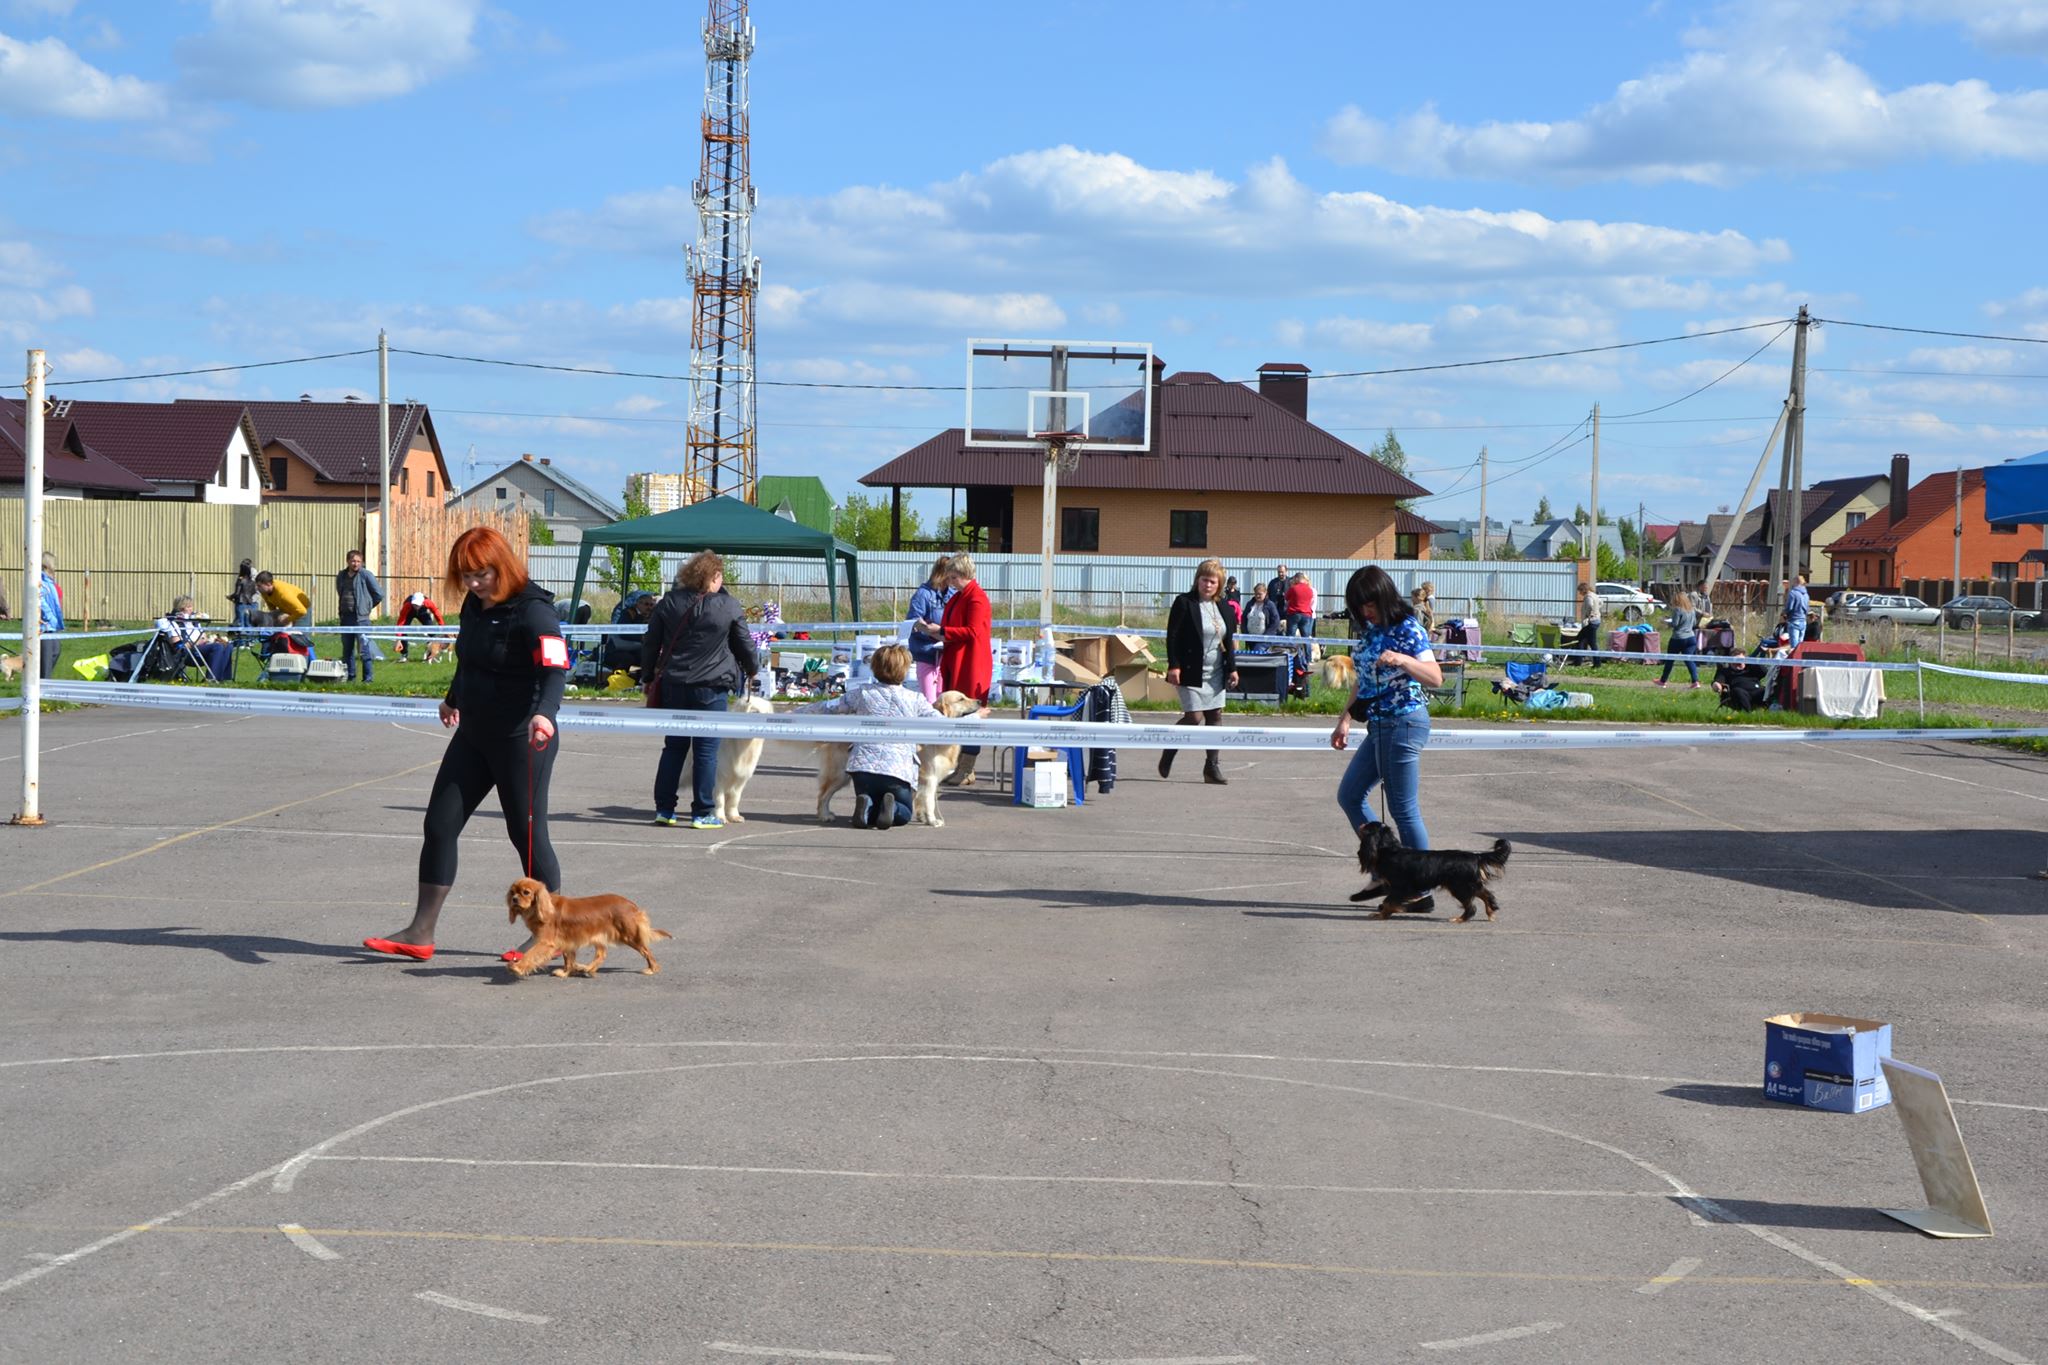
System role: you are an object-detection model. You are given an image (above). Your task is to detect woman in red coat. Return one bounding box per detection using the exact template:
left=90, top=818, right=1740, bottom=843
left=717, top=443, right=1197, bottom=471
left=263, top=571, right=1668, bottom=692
left=916, top=552, right=991, bottom=786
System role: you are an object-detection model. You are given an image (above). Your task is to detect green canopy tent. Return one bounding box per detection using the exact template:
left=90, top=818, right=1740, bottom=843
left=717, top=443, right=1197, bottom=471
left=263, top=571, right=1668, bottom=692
left=570, top=496, right=862, bottom=622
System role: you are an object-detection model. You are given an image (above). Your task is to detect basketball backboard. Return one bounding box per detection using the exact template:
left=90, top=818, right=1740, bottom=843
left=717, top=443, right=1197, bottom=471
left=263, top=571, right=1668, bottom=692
left=965, top=339, right=1153, bottom=452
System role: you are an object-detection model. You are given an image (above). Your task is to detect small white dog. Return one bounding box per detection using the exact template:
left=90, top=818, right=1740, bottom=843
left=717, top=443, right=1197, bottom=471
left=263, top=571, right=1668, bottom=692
left=816, top=689, right=981, bottom=827
left=711, top=694, right=777, bottom=823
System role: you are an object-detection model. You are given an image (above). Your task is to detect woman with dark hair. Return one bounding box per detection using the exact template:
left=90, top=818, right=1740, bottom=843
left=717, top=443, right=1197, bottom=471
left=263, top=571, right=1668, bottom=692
left=1331, top=565, right=1442, bottom=891
left=364, top=527, right=571, bottom=962
left=1160, top=558, right=1238, bottom=784
left=645, top=550, right=759, bottom=829
left=907, top=553, right=953, bottom=703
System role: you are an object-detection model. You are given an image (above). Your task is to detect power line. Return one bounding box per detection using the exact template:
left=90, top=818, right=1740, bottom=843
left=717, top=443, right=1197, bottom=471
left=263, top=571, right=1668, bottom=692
left=33, top=349, right=377, bottom=389
left=1815, top=366, right=2048, bottom=380
left=1813, top=317, right=2048, bottom=346
left=1604, top=323, right=1791, bottom=419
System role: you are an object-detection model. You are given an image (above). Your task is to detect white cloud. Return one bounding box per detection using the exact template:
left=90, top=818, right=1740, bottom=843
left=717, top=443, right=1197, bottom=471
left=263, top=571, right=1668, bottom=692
left=177, top=0, right=482, bottom=109
left=1321, top=9, right=2048, bottom=184
left=0, top=30, right=166, bottom=119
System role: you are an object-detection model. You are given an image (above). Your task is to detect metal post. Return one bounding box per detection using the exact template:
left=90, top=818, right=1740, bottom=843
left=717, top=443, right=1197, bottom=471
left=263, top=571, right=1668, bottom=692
left=1952, top=465, right=1963, bottom=609
left=17, top=348, right=47, bottom=825
left=1916, top=661, right=1924, bottom=722
left=377, top=328, right=391, bottom=605
left=1476, top=445, right=1488, bottom=568
left=1588, top=404, right=1600, bottom=577
left=1787, top=306, right=1809, bottom=582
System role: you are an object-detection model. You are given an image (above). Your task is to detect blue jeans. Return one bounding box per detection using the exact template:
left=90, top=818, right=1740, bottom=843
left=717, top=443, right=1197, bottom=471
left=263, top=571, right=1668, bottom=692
left=1658, top=634, right=1699, bottom=684
left=1336, top=707, right=1430, bottom=849
left=339, top=623, right=381, bottom=681
left=654, top=687, right=727, bottom=818
left=1786, top=619, right=1807, bottom=649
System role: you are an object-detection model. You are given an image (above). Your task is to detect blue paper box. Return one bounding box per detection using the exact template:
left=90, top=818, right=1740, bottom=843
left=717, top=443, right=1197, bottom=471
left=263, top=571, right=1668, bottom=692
left=1764, top=1013, right=1892, bottom=1113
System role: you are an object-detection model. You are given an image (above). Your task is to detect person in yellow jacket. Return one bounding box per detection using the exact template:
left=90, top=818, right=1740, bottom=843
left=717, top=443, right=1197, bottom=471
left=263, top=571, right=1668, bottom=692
left=253, top=570, right=310, bottom=626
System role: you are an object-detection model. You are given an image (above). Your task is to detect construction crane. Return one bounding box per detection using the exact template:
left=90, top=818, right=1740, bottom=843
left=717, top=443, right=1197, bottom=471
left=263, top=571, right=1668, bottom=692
left=682, top=0, right=761, bottom=504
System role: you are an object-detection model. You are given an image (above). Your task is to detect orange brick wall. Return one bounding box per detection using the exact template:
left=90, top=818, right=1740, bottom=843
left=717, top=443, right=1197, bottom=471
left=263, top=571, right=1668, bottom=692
left=1836, top=481, right=2045, bottom=588
left=261, top=435, right=447, bottom=505
left=1009, top=486, right=1408, bottom=560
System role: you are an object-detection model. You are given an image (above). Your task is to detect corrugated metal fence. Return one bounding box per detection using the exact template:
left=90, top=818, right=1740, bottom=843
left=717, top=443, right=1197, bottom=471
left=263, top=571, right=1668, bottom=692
left=1, top=498, right=367, bottom=622
left=529, top=547, right=1581, bottom=622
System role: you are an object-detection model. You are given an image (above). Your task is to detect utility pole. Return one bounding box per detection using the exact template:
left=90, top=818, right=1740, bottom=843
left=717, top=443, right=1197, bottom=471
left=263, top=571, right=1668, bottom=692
left=1476, top=444, right=1488, bottom=566
left=1637, top=499, right=1646, bottom=585
left=1588, top=403, right=1600, bottom=578
left=1953, top=465, right=1964, bottom=603
left=377, top=327, right=391, bottom=597
left=16, top=348, right=47, bottom=825
left=1785, top=304, right=1810, bottom=585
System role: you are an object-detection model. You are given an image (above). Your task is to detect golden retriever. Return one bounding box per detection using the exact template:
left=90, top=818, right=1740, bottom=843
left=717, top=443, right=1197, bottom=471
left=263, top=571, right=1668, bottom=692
left=817, top=689, right=981, bottom=827
left=505, top=878, right=672, bottom=977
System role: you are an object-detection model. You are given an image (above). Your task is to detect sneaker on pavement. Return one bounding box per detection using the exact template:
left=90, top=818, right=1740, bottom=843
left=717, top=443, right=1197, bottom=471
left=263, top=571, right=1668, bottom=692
left=691, top=815, right=727, bottom=830
left=653, top=812, right=681, bottom=827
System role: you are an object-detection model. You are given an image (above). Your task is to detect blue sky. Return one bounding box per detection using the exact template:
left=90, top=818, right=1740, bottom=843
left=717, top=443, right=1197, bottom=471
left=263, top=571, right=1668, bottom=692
left=4, top=0, right=2046, bottom=532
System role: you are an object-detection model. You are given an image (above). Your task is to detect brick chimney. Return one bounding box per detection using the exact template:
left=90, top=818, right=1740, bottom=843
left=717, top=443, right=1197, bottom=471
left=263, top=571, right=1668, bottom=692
left=1889, top=453, right=1910, bottom=525
left=539, top=458, right=551, bottom=466
left=521, top=453, right=534, bottom=462
left=1257, top=362, right=1310, bottom=421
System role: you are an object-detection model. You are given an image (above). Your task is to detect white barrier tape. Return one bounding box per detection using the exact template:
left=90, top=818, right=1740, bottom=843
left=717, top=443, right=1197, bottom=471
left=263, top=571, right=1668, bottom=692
left=1920, top=661, right=2048, bottom=686
left=23, top=683, right=2048, bottom=752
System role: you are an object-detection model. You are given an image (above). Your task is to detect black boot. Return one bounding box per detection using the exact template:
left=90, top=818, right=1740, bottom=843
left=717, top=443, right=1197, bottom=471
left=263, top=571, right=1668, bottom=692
left=1202, top=752, right=1227, bottom=785
left=1157, top=749, right=1176, bottom=778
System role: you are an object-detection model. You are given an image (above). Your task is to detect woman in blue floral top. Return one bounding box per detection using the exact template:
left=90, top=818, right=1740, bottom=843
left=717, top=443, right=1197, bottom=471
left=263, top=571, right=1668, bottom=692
left=1330, top=565, right=1442, bottom=857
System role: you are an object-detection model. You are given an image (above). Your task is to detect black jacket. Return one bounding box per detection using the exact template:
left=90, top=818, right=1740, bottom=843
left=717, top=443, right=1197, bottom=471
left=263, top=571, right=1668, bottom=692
left=445, top=582, right=569, bottom=736
left=1165, top=591, right=1236, bottom=688
left=643, top=587, right=758, bottom=695
left=1240, top=598, right=1281, bottom=638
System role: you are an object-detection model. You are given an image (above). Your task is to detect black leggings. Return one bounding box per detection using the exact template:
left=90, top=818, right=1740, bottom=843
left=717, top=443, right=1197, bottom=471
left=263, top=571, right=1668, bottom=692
left=419, top=727, right=560, bottom=889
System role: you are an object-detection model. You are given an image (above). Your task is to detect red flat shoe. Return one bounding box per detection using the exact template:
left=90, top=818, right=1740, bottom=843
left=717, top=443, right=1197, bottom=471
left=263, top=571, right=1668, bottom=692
left=501, top=950, right=523, bottom=963
left=362, top=937, right=434, bottom=961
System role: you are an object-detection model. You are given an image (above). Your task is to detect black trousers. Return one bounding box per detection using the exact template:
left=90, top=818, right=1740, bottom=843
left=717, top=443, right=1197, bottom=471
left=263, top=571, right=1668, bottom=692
left=419, top=725, right=560, bottom=889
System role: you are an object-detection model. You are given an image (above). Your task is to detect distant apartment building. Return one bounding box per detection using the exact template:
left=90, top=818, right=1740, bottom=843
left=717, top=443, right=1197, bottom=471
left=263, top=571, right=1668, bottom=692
left=630, top=471, right=702, bottom=514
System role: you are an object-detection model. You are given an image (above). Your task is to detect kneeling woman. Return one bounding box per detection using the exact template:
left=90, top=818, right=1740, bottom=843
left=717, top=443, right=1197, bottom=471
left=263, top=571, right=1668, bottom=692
left=1331, top=565, right=1441, bottom=866
left=364, top=528, right=571, bottom=961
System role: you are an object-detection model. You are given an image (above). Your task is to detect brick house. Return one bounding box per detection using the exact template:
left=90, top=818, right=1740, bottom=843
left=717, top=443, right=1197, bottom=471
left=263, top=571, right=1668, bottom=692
left=858, top=361, right=1436, bottom=558
left=177, top=398, right=452, bottom=508
left=1825, top=455, right=2047, bottom=589
left=57, top=399, right=267, bottom=503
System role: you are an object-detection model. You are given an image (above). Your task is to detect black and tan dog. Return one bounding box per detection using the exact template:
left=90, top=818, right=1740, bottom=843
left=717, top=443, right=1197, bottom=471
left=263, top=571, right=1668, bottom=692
left=1351, top=823, right=1512, bottom=923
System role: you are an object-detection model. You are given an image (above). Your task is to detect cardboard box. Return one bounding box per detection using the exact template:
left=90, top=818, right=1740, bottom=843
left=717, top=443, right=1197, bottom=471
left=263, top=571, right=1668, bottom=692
left=1115, top=667, right=1180, bottom=705
left=1025, top=760, right=1068, bottom=808
left=1764, top=1012, right=1893, bottom=1113
left=1052, top=653, right=1102, bottom=686
left=1103, top=632, right=1155, bottom=670
left=776, top=651, right=808, bottom=672
left=1065, top=636, right=1110, bottom=678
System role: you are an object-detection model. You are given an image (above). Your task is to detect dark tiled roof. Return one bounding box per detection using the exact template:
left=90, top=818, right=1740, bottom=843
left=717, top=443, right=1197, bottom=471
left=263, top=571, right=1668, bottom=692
left=1396, top=509, right=1447, bottom=535
left=860, top=369, right=1428, bottom=499
left=1827, top=469, right=1985, bottom=553
left=62, top=400, right=263, bottom=484
left=180, top=398, right=438, bottom=485
left=0, top=399, right=157, bottom=493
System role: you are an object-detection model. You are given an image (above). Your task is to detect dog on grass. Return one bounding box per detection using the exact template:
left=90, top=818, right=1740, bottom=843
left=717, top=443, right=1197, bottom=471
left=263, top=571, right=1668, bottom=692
left=1351, top=823, right=1512, bottom=923
left=711, top=694, right=777, bottom=823
left=1319, top=653, right=1356, bottom=694
left=816, top=689, right=981, bottom=827
left=505, top=878, right=671, bottom=977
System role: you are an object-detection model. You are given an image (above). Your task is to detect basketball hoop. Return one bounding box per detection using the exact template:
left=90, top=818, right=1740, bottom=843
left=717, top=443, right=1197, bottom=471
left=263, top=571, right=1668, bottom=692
left=1041, top=432, right=1086, bottom=476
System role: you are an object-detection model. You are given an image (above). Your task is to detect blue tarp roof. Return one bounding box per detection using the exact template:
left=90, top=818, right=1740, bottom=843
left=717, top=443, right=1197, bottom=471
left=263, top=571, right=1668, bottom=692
left=1985, top=449, right=2048, bottom=525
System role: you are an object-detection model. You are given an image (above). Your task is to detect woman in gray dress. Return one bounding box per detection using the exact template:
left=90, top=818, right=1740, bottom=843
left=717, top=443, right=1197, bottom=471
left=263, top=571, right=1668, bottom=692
left=1160, top=557, right=1239, bottom=784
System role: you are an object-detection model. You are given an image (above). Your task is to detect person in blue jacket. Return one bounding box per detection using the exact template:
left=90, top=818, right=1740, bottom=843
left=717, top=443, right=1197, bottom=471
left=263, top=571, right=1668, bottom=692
left=38, top=551, right=63, bottom=679
left=906, top=554, right=952, bottom=703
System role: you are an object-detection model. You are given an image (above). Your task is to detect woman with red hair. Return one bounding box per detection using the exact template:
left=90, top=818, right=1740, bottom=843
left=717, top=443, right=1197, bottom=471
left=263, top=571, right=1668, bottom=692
left=364, top=527, right=571, bottom=962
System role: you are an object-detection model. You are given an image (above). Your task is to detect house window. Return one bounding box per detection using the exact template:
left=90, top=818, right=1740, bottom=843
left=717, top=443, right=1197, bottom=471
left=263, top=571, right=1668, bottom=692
left=1395, top=533, right=1420, bottom=559
left=1832, top=561, right=1850, bottom=586
left=269, top=457, right=288, bottom=492
left=495, top=486, right=508, bottom=501
left=216, top=458, right=227, bottom=487
left=1168, top=509, right=1207, bottom=549
left=241, top=456, right=251, bottom=490
left=427, top=470, right=437, bottom=498
left=400, top=467, right=410, bottom=496
left=1994, top=561, right=2018, bottom=579
left=1060, top=507, right=1099, bottom=552
left=543, top=487, right=556, bottom=517
left=1991, top=520, right=2018, bottom=535
left=1845, top=511, right=1865, bottom=531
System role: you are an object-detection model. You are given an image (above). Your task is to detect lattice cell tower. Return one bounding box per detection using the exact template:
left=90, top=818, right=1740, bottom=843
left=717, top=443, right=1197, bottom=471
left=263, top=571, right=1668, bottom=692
left=683, top=0, right=761, bottom=503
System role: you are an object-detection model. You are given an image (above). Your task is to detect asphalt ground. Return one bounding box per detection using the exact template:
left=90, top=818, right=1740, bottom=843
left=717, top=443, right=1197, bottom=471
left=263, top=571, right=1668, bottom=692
left=1, top=704, right=2045, bottom=1364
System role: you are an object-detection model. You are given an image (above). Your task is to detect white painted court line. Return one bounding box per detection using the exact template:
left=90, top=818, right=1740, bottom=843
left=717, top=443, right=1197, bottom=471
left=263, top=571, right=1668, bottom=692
left=1420, top=1321, right=1564, bottom=1351
left=1634, top=1256, right=1702, bottom=1295
left=705, top=1344, right=892, bottom=1362
left=321, top=1155, right=1672, bottom=1201
left=1820, top=745, right=2048, bottom=805
left=277, top=1223, right=341, bottom=1261
left=414, top=1290, right=549, bottom=1325
left=1080, top=1355, right=1257, bottom=1364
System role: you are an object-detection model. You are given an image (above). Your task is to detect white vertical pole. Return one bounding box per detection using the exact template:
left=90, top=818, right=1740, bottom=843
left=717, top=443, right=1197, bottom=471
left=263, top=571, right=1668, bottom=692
left=377, top=329, right=391, bottom=606
left=1589, top=403, right=1600, bottom=577
left=17, top=348, right=48, bottom=825
left=1476, top=444, right=1488, bottom=567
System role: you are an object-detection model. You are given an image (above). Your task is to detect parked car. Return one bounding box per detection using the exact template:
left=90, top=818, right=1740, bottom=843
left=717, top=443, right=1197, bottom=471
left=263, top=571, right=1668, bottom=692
left=1826, top=591, right=1873, bottom=617
left=1837, top=593, right=1940, bottom=626
left=1592, top=581, right=1658, bottom=622
left=1942, top=595, right=2041, bottom=630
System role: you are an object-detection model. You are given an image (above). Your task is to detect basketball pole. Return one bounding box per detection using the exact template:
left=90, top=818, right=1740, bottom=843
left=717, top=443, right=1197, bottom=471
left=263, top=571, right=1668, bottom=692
left=1038, top=345, right=1070, bottom=667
